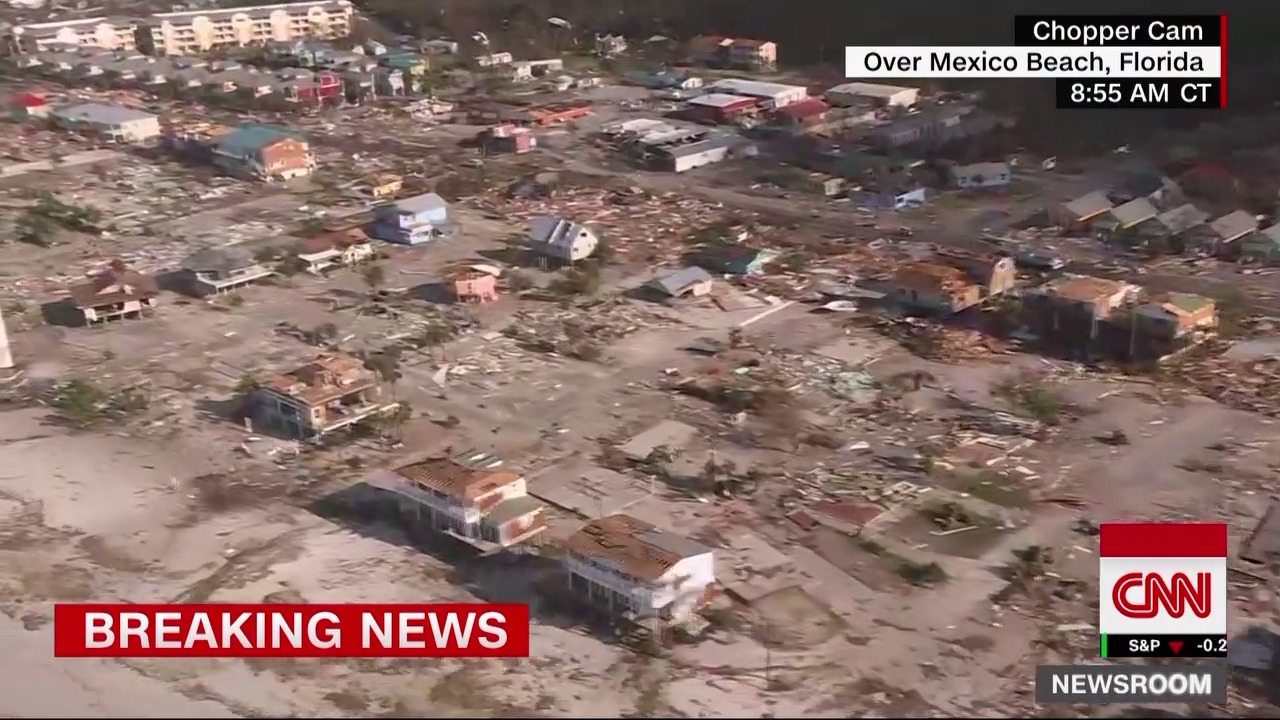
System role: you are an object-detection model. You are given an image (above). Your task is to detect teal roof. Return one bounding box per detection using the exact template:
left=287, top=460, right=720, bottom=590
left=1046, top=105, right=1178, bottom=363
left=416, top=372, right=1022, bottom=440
left=216, top=125, right=303, bottom=154
left=382, top=53, right=425, bottom=68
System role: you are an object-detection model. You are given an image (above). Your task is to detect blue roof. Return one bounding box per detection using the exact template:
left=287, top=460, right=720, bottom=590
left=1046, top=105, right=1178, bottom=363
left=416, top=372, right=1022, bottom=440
left=216, top=125, right=303, bottom=154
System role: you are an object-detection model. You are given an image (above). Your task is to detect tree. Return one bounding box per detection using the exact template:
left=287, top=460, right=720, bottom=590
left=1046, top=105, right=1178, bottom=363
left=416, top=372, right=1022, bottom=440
left=594, top=237, right=616, bottom=265
left=362, top=263, right=387, bottom=295
left=644, top=445, right=676, bottom=478
left=364, top=349, right=403, bottom=383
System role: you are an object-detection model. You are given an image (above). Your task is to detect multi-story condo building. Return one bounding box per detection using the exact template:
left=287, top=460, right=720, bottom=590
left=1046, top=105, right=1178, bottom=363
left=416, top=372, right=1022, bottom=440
left=5, top=17, right=138, bottom=53
left=135, top=1, right=354, bottom=56
left=4, top=2, right=353, bottom=56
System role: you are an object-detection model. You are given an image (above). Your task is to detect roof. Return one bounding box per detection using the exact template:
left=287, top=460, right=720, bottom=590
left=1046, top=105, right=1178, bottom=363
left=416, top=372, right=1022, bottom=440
left=392, top=457, right=520, bottom=501
left=1154, top=203, right=1209, bottom=234
left=686, top=92, right=756, bottom=109
left=775, top=98, right=828, bottom=120
left=298, top=228, right=370, bottom=253
left=1164, top=292, right=1214, bottom=314
left=1209, top=210, right=1257, bottom=241
left=1260, top=223, right=1280, bottom=243
left=68, top=261, right=159, bottom=308
left=826, top=82, right=917, bottom=99
left=951, top=162, right=1009, bottom=180
left=54, top=102, right=156, bottom=126
left=528, top=215, right=595, bottom=248
left=147, top=0, right=349, bottom=22
left=390, top=192, right=448, bottom=215
left=1108, top=197, right=1159, bottom=227
left=894, top=262, right=971, bottom=292
left=648, top=266, right=713, bottom=296
left=181, top=247, right=256, bottom=273
left=707, top=78, right=806, bottom=99
left=659, top=133, right=739, bottom=159
left=13, top=92, right=47, bottom=107
left=261, top=352, right=377, bottom=406
left=1063, top=191, right=1112, bottom=219
left=564, top=514, right=711, bottom=582
left=215, top=125, right=303, bottom=155
left=1042, top=275, right=1130, bottom=303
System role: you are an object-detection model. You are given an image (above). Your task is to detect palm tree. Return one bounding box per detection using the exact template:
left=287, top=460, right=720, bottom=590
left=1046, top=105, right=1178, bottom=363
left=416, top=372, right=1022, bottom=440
left=362, top=263, right=386, bottom=297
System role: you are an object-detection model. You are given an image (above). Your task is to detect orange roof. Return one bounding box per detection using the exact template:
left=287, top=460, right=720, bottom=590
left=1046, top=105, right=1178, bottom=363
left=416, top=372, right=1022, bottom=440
left=392, top=458, right=519, bottom=501
left=894, top=262, right=970, bottom=291
left=564, top=514, right=710, bottom=581
left=298, top=228, right=370, bottom=254
left=262, top=353, right=377, bottom=406
left=1044, top=276, right=1129, bottom=303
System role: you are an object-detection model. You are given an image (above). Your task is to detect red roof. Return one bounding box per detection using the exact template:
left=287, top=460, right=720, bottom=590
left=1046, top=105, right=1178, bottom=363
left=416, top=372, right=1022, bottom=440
left=13, top=93, right=47, bottom=108
left=776, top=98, right=828, bottom=120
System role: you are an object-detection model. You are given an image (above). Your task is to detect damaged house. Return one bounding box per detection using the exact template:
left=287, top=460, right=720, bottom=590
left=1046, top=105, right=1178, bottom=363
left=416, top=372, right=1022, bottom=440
left=526, top=215, right=599, bottom=263
left=645, top=266, right=715, bottom=300
left=1095, top=197, right=1159, bottom=236
left=67, top=260, right=159, bottom=324
left=1023, top=275, right=1217, bottom=361
left=295, top=228, right=375, bottom=273
left=368, top=192, right=452, bottom=245
left=562, top=513, right=716, bottom=626
left=1051, top=191, right=1112, bottom=228
left=1206, top=210, right=1260, bottom=257
left=373, top=453, right=546, bottom=551
left=180, top=247, right=273, bottom=296
left=254, top=352, right=399, bottom=439
left=885, top=249, right=1015, bottom=316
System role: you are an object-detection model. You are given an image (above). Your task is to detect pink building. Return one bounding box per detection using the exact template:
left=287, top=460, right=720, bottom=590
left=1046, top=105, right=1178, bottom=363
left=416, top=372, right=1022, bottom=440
left=454, top=271, right=498, bottom=303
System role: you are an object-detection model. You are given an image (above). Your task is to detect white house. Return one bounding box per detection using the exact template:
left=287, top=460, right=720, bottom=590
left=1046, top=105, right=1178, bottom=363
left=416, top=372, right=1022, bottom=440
left=527, top=215, right=599, bottom=262
left=705, top=78, right=807, bottom=107
left=951, top=162, right=1011, bottom=190
left=52, top=103, right=161, bottom=143
left=563, top=514, right=716, bottom=624
left=295, top=229, right=375, bottom=273
left=825, top=81, right=919, bottom=108
left=372, top=454, right=546, bottom=550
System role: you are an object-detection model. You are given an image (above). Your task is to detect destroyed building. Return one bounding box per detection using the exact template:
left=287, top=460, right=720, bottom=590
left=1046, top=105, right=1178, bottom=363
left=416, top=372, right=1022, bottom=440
left=254, top=352, right=399, bottom=439
left=67, top=260, right=159, bottom=325
left=295, top=229, right=375, bottom=273
left=562, top=513, right=716, bottom=626
left=1022, top=275, right=1217, bottom=361
left=181, top=247, right=274, bottom=296
left=527, top=216, right=599, bottom=263
left=883, top=249, right=1015, bottom=316
left=373, top=453, right=546, bottom=551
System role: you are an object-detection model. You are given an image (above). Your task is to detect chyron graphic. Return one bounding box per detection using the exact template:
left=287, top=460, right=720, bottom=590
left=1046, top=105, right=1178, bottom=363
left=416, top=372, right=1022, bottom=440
left=1112, top=572, right=1211, bottom=619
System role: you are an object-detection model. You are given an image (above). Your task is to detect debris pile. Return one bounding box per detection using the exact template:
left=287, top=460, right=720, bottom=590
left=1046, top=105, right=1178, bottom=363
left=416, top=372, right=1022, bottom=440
left=1169, top=354, right=1280, bottom=416
left=872, top=319, right=1010, bottom=360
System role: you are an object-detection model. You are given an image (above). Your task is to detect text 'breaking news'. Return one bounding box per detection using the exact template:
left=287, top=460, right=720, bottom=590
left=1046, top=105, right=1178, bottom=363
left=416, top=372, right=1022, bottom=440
left=843, top=14, right=1225, bottom=109
left=53, top=603, right=532, bottom=658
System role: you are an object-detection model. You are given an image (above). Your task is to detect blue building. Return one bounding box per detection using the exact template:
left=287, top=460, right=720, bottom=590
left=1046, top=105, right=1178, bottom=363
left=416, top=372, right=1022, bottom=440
left=368, top=193, right=452, bottom=245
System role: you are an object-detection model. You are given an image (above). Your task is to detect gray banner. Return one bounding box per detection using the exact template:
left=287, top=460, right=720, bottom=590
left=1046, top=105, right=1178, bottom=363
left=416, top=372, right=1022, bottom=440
left=1035, top=664, right=1228, bottom=704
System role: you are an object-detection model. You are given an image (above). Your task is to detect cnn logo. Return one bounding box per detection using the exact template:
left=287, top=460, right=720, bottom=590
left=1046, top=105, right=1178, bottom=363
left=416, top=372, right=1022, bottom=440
left=1112, top=572, right=1211, bottom=619
left=1099, top=557, right=1226, bottom=635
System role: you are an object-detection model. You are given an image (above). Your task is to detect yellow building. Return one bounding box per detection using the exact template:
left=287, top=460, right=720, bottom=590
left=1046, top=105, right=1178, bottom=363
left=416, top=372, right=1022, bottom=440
left=135, top=0, right=354, bottom=56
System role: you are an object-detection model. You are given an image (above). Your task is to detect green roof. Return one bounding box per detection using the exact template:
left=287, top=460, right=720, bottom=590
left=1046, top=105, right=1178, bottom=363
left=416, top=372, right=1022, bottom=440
left=1166, top=292, right=1213, bottom=313
left=216, top=125, right=303, bottom=155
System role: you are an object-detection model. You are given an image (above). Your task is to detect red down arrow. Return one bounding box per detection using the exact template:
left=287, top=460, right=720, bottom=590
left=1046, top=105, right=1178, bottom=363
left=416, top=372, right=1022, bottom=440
left=1169, top=640, right=1184, bottom=654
